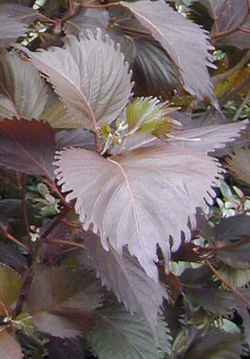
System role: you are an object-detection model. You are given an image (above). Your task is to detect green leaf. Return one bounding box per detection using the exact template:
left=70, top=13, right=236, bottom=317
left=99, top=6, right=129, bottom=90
left=0, top=265, right=21, bottom=312
left=87, top=305, right=170, bottom=359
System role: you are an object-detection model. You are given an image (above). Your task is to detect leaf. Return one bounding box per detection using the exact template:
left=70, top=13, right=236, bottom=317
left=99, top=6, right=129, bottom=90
left=0, top=119, right=56, bottom=178
left=184, top=329, right=244, bottom=359
left=0, top=331, right=23, bottom=359
left=56, top=118, right=247, bottom=278
left=0, top=3, right=36, bottom=47
left=132, top=40, right=180, bottom=98
left=220, top=15, right=250, bottom=49
left=185, top=287, right=235, bottom=316
left=168, top=120, right=249, bottom=153
left=82, top=231, right=166, bottom=331
left=124, top=97, right=175, bottom=134
left=0, top=51, right=48, bottom=119
left=226, top=148, right=250, bottom=185
left=213, top=214, right=250, bottom=269
left=87, top=305, right=169, bottom=359
left=23, top=30, right=133, bottom=131
left=27, top=265, right=103, bottom=338
left=56, top=129, right=95, bottom=151
left=40, top=94, right=75, bottom=129
left=0, top=265, right=21, bottom=312
left=121, top=0, right=215, bottom=101
left=194, top=0, right=250, bottom=49
left=47, top=337, right=86, bottom=359
left=217, top=264, right=250, bottom=288
left=64, top=8, right=110, bottom=35
left=56, top=144, right=222, bottom=279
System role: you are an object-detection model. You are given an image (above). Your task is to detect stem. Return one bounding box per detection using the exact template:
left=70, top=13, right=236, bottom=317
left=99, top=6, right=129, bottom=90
left=205, top=259, right=250, bottom=308
left=49, top=239, right=86, bottom=250
left=43, top=178, right=71, bottom=209
left=212, top=50, right=250, bottom=85
left=12, top=268, right=34, bottom=318
left=40, top=207, right=71, bottom=240
left=0, top=226, right=28, bottom=252
left=80, top=2, right=120, bottom=8
left=232, top=89, right=250, bottom=122
left=16, top=173, right=31, bottom=244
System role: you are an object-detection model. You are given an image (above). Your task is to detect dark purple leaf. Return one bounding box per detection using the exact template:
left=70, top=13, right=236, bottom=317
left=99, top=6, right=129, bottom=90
left=122, top=0, right=215, bottom=101
left=0, top=119, right=55, bottom=178
left=82, top=230, right=166, bottom=330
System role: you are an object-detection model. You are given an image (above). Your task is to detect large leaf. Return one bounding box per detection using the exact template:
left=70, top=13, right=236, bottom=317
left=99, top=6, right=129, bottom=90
left=0, top=51, right=48, bottom=119
left=87, top=305, right=169, bottom=359
left=121, top=0, right=215, bottom=101
left=55, top=120, right=247, bottom=279
left=24, top=30, right=133, bottom=131
left=0, top=3, right=36, bottom=47
left=83, top=231, right=166, bottom=330
left=56, top=145, right=221, bottom=279
left=0, top=119, right=55, bottom=178
left=0, top=331, right=23, bottom=359
left=27, top=265, right=103, bottom=338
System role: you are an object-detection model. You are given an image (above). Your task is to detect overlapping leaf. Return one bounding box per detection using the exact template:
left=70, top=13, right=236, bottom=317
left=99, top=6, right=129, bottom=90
left=0, top=119, right=55, bottom=178
left=26, top=265, right=103, bottom=338
left=64, top=8, right=110, bottom=35
left=194, top=0, right=250, bottom=49
left=184, top=329, right=244, bottom=359
left=87, top=305, right=169, bottom=359
left=24, top=30, right=133, bottom=131
left=226, top=148, right=250, bottom=185
left=0, top=52, right=48, bottom=119
left=214, top=214, right=250, bottom=269
left=132, top=40, right=180, bottom=98
left=121, top=0, right=215, bottom=101
left=83, top=231, right=166, bottom=330
left=0, top=3, right=36, bottom=47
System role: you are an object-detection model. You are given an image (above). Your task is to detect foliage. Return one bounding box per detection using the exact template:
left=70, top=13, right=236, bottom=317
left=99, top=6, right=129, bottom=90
left=0, top=0, right=250, bottom=358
